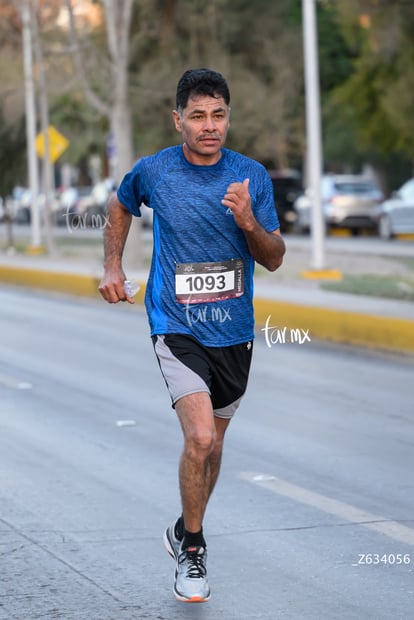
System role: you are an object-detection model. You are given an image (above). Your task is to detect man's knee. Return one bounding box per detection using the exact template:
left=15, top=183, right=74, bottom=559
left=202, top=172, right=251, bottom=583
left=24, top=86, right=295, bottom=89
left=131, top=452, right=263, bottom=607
left=184, top=425, right=217, bottom=456
left=176, top=392, right=217, bottom=456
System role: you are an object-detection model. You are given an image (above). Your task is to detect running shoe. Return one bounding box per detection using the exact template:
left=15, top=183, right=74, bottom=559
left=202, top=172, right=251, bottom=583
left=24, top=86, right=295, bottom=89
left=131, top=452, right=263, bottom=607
left=163, top=521, right=181, bottom=560
left=173, top=544, right=210, bottom=603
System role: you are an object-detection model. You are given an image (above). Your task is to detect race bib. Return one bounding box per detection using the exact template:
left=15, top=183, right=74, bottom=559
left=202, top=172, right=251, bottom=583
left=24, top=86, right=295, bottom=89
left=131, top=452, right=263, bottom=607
left=175, top=259, right=244, bottom=304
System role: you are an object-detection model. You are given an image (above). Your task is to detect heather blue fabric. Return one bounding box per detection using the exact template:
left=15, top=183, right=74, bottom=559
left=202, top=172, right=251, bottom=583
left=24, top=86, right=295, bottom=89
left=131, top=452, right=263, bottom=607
left=117, top=145, right=279, bottom=346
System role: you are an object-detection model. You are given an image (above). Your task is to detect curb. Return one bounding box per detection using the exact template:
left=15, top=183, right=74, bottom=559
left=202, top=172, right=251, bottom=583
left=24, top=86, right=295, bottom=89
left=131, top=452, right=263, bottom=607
left=0, top=265, right=102, bottom=299
left=1, top=264, right=414, bottom=354
left=254, top=298, right=414, bottom=354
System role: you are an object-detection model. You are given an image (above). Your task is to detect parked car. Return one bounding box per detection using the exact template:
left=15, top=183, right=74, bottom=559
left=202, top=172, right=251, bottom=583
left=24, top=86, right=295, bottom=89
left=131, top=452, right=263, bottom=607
left=55, top=180, right=115, bottom=227
left=294, top=174, right=384, bottom=235
left=267, top=169, right=303, bottom=232
left=55, top=186, right=92, bottom=227
left=13, top=188, right=33, bottom=224
left=377, top=178, right=414, bottom=239
left=12, top=188, right=60, bottom=224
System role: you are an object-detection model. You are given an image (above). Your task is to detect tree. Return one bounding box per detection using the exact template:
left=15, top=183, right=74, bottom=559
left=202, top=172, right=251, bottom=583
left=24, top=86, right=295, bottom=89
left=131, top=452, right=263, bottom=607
left=64, top=0, right=134, bottom=182
left=323, top=0, right=414, bottom=187
left=126, top=0, right=305, bottom=169
left=0, top=107, right=26, bottom=197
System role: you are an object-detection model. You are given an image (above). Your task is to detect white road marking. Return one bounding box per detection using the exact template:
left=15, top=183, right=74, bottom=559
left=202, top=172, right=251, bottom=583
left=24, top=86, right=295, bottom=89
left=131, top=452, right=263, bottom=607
left=0, top=374, right=33, bottom=390
left=241, top=471, right=414, bottom=547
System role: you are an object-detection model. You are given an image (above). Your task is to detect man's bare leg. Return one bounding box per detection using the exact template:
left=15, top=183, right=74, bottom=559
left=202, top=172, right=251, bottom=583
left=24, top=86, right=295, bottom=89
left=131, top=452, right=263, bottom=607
left=176, top=393, right=231, bottom=533
left=206, top=415, right=231, bottom=501
left=176, top=392, right=217, bottom=534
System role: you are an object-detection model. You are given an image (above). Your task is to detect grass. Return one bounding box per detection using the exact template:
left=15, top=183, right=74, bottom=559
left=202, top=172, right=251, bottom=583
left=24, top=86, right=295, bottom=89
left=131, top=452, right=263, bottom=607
left=393, top=256, right=414, bottom=271
left=321, top=274, right=414, bottom=301
left=322, top=254, right=414, bottom=301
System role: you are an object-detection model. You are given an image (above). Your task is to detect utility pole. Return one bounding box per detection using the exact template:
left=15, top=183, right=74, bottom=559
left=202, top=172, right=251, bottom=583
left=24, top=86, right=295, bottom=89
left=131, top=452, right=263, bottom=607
left=33, top=0, right=56, bottom=255
left=302, top=0, right=325, bottom=270
left=21, top=0, right=43, bottom=253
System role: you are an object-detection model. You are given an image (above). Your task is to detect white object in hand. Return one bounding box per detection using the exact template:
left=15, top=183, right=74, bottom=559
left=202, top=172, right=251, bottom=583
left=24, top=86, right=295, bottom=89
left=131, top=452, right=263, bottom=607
left=124, top=279, right=140, bottom=297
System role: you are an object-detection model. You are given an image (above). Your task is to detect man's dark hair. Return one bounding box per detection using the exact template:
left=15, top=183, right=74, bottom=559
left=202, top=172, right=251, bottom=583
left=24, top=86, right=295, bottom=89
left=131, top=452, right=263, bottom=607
left=176, top=68, right=230, bottom=111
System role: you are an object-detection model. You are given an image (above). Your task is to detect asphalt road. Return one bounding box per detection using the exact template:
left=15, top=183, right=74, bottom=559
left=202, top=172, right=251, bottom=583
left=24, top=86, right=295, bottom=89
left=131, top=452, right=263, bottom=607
left=0, top=287, right=413, bottom=620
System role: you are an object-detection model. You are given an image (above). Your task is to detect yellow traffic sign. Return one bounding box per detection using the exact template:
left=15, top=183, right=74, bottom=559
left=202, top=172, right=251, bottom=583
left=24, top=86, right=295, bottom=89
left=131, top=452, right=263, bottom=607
left=35, top=125, right=69, bottom=163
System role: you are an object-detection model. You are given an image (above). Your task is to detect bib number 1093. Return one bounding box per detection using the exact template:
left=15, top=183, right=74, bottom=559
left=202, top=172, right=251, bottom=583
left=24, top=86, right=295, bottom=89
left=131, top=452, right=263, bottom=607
left=175, top=259, right=244, bottom=304
left=185, top=272, right=227, bottom=293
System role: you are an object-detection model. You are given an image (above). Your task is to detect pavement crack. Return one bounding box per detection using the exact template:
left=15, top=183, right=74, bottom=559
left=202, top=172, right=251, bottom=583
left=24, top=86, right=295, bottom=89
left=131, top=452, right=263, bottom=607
left=0, top=517, right=124, bottom=603
left=214, top=518, right=414, bottom=536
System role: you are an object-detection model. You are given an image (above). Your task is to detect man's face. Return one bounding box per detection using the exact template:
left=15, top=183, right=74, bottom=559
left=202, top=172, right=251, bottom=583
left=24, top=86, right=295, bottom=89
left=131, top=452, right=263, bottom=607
left=172, top=94, right=230, bottom=165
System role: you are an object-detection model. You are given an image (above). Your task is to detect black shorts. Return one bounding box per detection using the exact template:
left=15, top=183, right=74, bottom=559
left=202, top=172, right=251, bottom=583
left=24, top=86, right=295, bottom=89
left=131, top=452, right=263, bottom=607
left=152, top=334, right=253, bottom=419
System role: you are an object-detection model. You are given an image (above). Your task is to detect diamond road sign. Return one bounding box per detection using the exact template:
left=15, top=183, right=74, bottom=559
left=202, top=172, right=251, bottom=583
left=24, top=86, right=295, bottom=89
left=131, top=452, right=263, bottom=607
left=35, top=125, right=69, bottom=163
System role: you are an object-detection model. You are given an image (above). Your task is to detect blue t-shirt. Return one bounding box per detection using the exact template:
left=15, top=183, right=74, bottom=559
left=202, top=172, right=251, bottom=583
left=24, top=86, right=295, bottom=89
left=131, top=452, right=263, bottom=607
left=117, top=145, right=279, bottom=346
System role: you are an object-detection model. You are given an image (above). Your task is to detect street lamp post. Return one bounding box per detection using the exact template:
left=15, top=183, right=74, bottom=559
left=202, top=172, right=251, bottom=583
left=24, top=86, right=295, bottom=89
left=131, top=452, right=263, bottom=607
left=33, top=0, right=56, bottom=255
left=21, top=0, right=42, bottom=252
left=302, top=0, right=325, bottom=270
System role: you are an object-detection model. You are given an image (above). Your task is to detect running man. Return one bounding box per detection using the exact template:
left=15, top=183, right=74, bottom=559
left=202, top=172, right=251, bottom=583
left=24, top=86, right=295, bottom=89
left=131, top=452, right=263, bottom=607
left=99, top=67, right=285, bottom=603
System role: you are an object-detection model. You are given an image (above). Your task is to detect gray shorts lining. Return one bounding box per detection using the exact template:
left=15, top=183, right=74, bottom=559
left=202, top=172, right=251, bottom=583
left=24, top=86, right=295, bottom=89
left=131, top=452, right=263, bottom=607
left=153, top=334, right=248, bottom=419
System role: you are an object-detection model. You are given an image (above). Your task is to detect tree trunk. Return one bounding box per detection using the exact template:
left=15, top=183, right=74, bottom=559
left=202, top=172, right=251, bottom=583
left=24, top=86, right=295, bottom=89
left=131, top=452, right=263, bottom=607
left=110, top=94, right=134, bottom=183
left=102, top=0, right=141, bottom=271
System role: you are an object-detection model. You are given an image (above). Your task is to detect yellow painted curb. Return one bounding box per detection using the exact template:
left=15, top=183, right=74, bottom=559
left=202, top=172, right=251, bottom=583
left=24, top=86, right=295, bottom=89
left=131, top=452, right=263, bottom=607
left=253, top=297, right=414, bottom=354
left=328, top=229, right=351, bottom=237
left=25, top=245, right=47, bottom=255
left=0, top=265, right=148, bottom=303
left=0, top=265, right=101, bottom=298
left=301, top=269, right=343, bottom=281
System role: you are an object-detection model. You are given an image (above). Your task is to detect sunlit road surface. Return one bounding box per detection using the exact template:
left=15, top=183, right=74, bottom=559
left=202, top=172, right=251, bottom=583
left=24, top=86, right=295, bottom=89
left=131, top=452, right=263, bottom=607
left=0, top=286, right=413, bottom=619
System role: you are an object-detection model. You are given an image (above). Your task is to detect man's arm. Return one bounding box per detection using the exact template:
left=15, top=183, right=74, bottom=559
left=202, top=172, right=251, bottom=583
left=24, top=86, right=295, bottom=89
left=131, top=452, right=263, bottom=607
left=99, top=193, right=134, bottom=303
left=221, top=178, right=285, bottom=271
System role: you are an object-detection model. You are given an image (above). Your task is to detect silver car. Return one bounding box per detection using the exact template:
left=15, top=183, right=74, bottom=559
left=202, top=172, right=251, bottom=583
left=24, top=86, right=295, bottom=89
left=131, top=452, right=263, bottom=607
left=294, top=174, right=384, bottom=234
left=377, top=178, right=414, bottom=239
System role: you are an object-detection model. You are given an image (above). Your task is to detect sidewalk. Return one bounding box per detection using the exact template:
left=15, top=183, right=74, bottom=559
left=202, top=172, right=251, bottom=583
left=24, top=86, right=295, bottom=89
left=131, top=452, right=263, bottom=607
left=1, top=239, right=414, bottom=354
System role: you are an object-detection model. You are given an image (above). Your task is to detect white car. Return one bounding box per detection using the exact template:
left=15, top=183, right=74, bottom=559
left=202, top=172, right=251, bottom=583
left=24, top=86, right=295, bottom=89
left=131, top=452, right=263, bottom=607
left=294, top=174, right=383, bottom=235
left=377, top=178, right=414, bottom=239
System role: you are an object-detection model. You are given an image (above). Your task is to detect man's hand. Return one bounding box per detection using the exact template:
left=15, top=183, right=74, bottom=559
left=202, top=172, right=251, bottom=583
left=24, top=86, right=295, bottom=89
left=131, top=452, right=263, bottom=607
left=222, top=177, right=285, bottom=272
left=98, top=194, right=135, bottom=303
left=221, top=178, right=256, bottom=231
left=99, top=269, right=135, bottom=304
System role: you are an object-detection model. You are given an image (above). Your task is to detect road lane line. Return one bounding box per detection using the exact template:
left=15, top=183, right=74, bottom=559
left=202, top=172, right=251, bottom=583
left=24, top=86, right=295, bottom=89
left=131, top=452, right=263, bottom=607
left=0, top=374, right=32, bottom=390
left=241, top=472, right=414, bottom=547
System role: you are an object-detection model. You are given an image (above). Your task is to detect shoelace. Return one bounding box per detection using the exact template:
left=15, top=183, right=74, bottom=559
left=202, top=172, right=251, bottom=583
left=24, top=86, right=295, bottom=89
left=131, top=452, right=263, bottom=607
left=179, top=548, right=207, bottom=579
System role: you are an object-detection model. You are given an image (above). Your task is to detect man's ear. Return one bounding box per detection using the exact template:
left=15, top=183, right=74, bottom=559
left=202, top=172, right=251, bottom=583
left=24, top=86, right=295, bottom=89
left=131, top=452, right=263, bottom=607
left=172, top=110, right=182, bottom=132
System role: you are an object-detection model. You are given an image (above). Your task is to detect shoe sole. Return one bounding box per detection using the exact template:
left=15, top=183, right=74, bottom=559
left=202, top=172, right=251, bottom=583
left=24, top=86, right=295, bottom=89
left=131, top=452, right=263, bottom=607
left=173, top=588, right=211, bottom=603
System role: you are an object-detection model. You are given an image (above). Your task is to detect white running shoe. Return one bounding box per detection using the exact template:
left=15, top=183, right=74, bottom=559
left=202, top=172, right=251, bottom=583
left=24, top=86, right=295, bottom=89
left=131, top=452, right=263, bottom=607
left=173, top=543, right=210, bottom=603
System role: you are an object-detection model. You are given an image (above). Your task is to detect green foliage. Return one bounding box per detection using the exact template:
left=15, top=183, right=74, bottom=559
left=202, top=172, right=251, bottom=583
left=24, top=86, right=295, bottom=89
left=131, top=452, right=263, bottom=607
left=317, top=0, right=355, bottom=92
left=49, top=92, right=108, bottom=166
left=0, top=108, right=26, bottom=196
left=322, top=273, right=414, bottom=302
left=127, top=0, right=304, bottom=167
left=325, top=0, right=414, bottom=181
